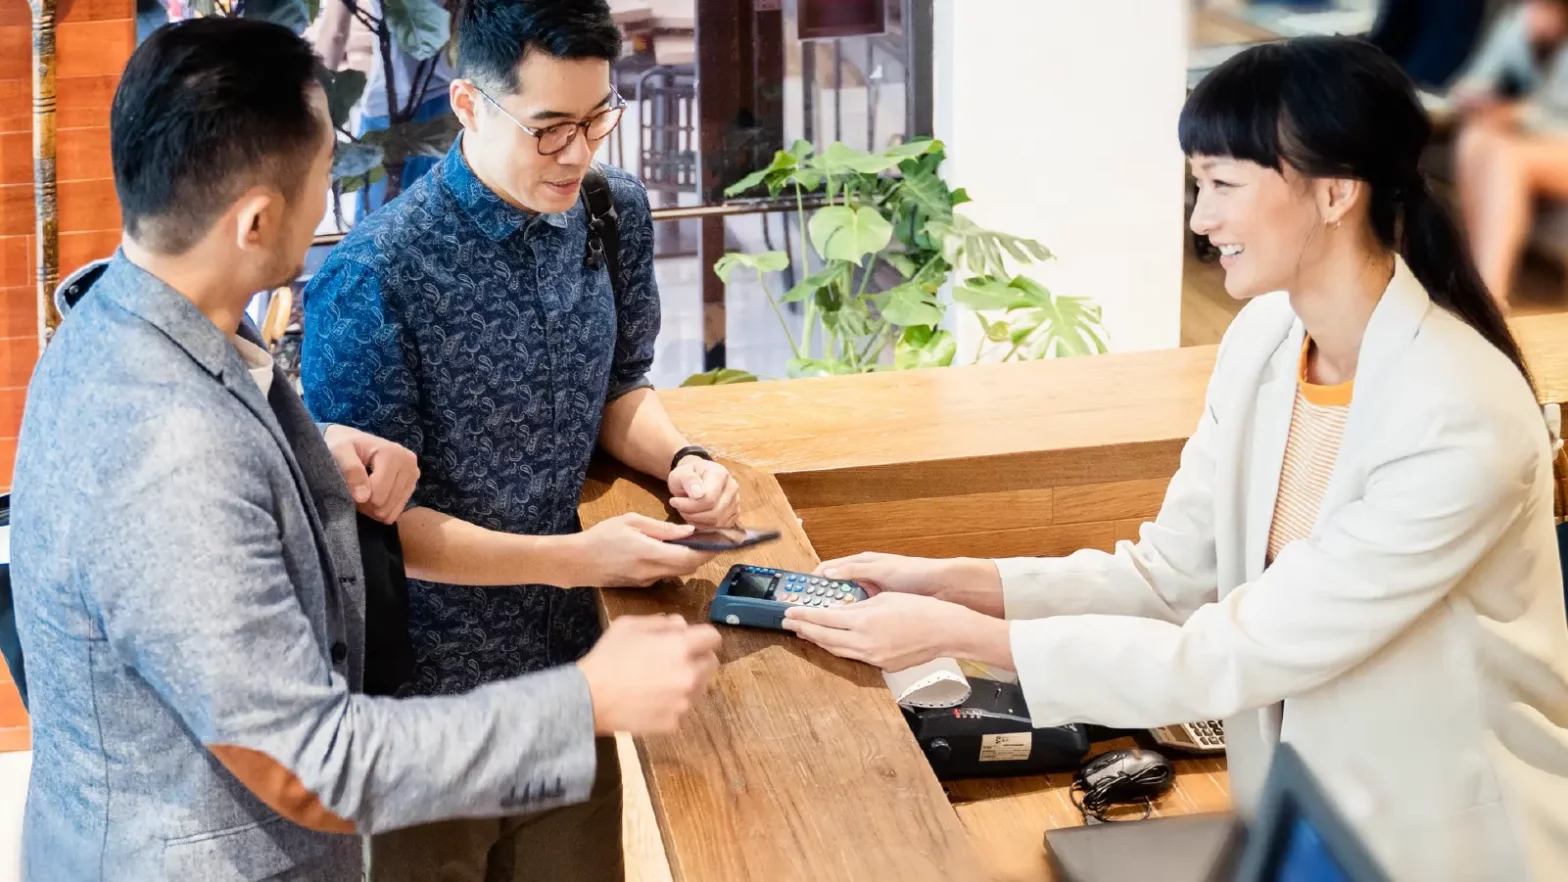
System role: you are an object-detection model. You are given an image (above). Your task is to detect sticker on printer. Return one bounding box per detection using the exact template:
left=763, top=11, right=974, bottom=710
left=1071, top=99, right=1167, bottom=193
left=979, top=733, right=1032, bottom=762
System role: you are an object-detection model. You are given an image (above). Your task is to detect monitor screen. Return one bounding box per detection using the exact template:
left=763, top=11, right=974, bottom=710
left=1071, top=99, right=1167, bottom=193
left=729, top=570, right=778, bottom=600
left=1271, top=812, right=1352, bottom=882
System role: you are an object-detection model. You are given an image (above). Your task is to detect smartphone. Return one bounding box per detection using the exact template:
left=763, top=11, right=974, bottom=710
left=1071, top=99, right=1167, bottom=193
left=665, top=527, right=782, bottom=552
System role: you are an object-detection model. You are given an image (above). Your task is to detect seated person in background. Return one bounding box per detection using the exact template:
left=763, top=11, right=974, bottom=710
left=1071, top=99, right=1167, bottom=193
left=1452, top=0, right=1568, bottom=308
left=785, top=37, right=1568, bottom=881
left=302, top=1, right=741, bottom=879
left=1367, top=0, right=1489, bottom=91
left=11, top=19, right=720, bottom=881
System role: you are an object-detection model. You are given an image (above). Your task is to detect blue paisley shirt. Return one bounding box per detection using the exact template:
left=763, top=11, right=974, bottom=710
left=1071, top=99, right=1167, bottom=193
left=301, top=139, right=659, bottom=695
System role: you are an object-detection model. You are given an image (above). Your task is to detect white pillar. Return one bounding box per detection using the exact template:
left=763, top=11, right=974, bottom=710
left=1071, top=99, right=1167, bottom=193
left=933, top=0, right=1189, bottom=357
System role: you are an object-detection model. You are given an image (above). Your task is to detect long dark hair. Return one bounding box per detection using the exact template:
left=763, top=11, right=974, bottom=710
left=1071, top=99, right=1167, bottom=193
left=1179, top=36, right=1535, bottom=393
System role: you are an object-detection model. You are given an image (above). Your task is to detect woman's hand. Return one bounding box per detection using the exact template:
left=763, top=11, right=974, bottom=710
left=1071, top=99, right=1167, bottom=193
left=781, top=593, right=1012, bottom=672
left=814, top=553, right=1005, bottom=617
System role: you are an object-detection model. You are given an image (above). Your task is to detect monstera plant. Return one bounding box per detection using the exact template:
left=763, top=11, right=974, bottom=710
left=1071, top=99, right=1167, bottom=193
left=213, top=0, right=460, bottom=210
left=685, top=138, right=1107, bottom=385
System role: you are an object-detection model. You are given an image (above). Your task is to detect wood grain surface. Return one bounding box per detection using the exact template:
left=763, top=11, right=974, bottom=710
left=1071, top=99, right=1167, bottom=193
left=581, top=459, right=986, bottom=882
left=587, top=311, right=1568, bottom=881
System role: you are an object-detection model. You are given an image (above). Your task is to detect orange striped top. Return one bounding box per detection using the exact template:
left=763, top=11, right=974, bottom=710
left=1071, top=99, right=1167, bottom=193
left=1267, top=338, right=1353, bottom=564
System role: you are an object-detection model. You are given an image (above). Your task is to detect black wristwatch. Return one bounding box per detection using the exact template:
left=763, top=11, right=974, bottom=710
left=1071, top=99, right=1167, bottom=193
left=670, top=445, right=714, bottom=473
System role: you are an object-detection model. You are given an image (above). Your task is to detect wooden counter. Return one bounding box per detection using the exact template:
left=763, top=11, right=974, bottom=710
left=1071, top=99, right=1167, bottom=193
left=581, top=312, right=1568, bottom=882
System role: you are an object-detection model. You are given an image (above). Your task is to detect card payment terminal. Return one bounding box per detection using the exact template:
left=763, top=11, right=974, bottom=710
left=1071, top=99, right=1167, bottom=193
left=709, top=564, right=869, bottom=630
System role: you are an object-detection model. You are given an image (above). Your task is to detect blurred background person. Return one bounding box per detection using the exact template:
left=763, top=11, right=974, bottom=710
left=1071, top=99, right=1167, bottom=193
left=1453, top=0, right=1568, bottom=308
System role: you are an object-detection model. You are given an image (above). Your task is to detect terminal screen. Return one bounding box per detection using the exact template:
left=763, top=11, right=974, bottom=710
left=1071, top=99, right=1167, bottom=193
left=730, top=570, right=779, bottom=600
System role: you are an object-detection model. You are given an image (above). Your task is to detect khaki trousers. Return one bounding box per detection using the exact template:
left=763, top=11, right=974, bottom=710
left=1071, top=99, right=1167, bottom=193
left=368, top=737, right=624, bottom=882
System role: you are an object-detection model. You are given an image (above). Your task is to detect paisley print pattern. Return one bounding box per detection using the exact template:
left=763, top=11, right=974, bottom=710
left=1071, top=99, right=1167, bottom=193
left=302, top=140, right=659, bottom=695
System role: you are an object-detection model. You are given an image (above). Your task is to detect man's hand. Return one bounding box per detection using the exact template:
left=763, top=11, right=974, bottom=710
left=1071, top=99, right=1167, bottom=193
left=322, top=425, right=419, bottom=524
left=667, top=457, right=740, bottom=528
left=577, top=615, right=723, bottom=735
left=570, top=513, right=716, bottom=587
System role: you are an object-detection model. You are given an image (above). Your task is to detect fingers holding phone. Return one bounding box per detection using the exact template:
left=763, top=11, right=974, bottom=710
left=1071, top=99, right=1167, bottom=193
left=574, top=513, right=716, bottom=587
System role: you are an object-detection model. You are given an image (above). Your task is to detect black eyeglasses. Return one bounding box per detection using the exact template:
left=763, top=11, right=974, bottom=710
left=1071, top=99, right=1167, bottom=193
left=471, top=83, right=627, bottom=156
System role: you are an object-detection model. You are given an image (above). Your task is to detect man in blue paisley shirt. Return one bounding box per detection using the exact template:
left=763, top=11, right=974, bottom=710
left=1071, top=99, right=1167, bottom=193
left=302, top=1, right=742, bottom=880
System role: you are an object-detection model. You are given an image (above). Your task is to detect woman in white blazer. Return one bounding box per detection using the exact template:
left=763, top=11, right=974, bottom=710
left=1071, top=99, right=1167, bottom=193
left=783, top=37, right=1568, bottom=881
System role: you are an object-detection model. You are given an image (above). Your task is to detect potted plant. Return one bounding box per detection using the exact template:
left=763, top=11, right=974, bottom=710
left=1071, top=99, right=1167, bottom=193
left=685, top=138, right=1107, bottom=386
left=216, top=0, right=461, bottom=214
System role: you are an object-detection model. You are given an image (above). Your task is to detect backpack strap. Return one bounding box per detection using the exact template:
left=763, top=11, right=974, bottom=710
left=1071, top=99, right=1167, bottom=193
left=580, top=166, right=622, bottom=300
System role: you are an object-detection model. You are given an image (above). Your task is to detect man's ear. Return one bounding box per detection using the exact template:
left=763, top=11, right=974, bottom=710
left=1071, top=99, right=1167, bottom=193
left=451, top=79, right=482, bottom=132
left=231, top=185, right=281, bottom=252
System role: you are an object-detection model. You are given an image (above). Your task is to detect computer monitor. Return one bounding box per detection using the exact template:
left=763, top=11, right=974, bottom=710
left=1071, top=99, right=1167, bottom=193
left=1233, top=743, right=1389, bottom=882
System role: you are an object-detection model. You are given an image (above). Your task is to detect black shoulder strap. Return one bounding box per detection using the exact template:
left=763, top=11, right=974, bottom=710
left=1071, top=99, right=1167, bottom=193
left=581, top=166, right=622, bottom=300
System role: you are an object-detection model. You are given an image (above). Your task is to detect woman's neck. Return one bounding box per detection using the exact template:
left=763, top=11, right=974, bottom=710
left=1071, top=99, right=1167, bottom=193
left=1287, top=241, right=1395, bottom=385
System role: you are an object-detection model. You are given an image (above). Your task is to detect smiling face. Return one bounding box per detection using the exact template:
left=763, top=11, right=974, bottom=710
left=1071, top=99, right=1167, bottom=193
left=1187, top=155, right=1331, bottom=300
left=451, top=50, right=615, bottom=214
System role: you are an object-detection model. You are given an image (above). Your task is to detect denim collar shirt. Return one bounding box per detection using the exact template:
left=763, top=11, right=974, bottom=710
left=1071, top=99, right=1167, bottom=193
left=302, top=139, right=659, bottom=695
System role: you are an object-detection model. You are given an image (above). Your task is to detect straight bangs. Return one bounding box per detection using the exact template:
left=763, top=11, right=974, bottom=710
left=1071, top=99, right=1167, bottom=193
left=1179, top=46, right=1288, bottom=170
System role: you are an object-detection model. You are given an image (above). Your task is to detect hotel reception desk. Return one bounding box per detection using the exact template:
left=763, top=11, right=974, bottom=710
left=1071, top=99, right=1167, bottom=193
left=577, top=313, right=1568, bottom=882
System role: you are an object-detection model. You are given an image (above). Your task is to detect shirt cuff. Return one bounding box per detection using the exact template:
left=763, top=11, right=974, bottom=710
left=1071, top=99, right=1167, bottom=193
left=606, top=375, right=653, bottom=403
left=487, top=663, right=600, bottom=812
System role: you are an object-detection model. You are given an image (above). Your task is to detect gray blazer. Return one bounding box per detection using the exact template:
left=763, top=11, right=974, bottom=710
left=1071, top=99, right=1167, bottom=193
left=11, top=255, right=597, bottom=881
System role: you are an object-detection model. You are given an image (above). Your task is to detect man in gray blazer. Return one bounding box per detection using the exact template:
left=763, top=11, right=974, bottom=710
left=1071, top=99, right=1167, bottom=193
left=9, top=19, right=720, bottom=881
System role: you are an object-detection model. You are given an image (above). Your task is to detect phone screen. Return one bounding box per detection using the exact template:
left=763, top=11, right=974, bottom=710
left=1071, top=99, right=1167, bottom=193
left=667, top=528, right=781, bottom=551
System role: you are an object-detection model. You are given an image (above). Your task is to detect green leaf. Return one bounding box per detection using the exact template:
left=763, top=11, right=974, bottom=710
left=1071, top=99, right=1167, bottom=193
left=793, top=169, right=824, bottom=191
left=363, top=113, right=461, bottom=166
left=895, top=163, right=955, bottom=222
left=713, top=250, right=789, bottom=282
left=243, top=0, right=311, bottom=31
left=815, top=142, right=903, bottom=176
left=953, top=276, right=1031, bottom=312
left=808, top=205, right=894, bottom=264
left=339, top=165, right=386, bottom=194
left=883, top=138, right=943, bottom=160
left=787, top=139, right=816, bottom=160
left=884, top=253, right=919, bottom=279
left=724, top=167, right=772, bottom=197
left=725, top=147, right=803, bottom=197
left=894, top=326, right=957, bottom=370
left=950, top=187, right=972, bottom=207
left=929, top=214, right=1054, bottom=278
left=322, top=69, right=368, bottom=130
left=787, top=357, right=855, bottom=379
left=382, top=0, right=450, bottom=61
left=982, top=315, right=1012, bottom=343
left=783, top=264, right=848, bottom=303
left=333, top=141, right=384, bottom=179
left=1005, top=275, right=1053, bottom=307
left=874, top=282, right=945, bottom=327
left=680, top=368, right=760, bottom=387
left=1006, top=309, right=1047, bottom=343
left=821, top=298, right=872, bottom=339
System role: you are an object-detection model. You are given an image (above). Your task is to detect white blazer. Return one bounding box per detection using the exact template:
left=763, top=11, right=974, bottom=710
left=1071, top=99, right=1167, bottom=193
left=1002, top=259, right=1568, bottom=881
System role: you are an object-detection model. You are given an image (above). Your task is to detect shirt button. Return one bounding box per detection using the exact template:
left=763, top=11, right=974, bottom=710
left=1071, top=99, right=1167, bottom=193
left=330, top=642, right=348, bottom=664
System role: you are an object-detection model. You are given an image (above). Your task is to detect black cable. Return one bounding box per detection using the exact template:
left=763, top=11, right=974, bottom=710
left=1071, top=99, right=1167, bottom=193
left=1070, top=765, right=1174, bottom=824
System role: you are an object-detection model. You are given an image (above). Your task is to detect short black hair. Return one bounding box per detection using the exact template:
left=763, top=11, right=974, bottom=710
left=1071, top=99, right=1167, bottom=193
left=456, top=0, right=622, bottom=94
left=111, top=18, right=327, bottom=255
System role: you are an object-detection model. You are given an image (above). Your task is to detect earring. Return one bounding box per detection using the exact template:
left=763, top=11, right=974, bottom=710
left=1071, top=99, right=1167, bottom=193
left=1329, top=219, right=1341, bottom=231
